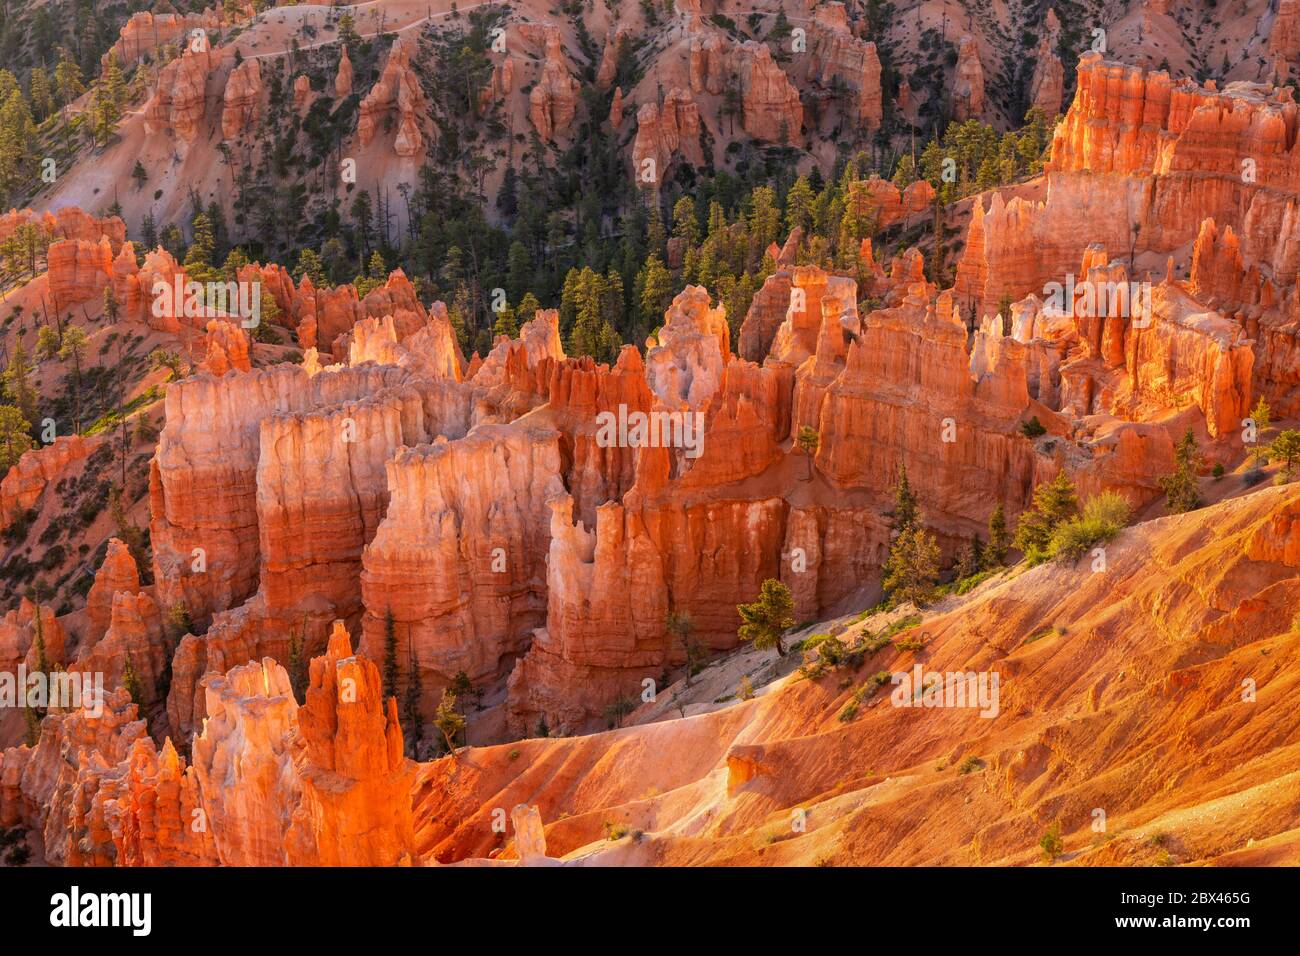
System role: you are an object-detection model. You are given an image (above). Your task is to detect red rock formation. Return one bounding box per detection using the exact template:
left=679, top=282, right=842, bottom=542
left=952, top=36, right=985, bottom=120
left=75, top=590, right=170, bottom=705
left=596, top=26, right=627, bottom=89
left=631, top=89, right=703, bottom=189
left=479, top=56, right=515, bottom=111
left=293, top=73, right=311, bottom=113
left=285, top=621, right=414, bottom=866
left=357, top=38, right=426, bottom=157
left=97, top=737, right=217, bottom=866
left=0, top=435, right=98, bottom=531
left=144, top=47, right=215, bottom=145
left=737, top=41, right=802, bottom=143
left=335, top=45, right=353, bottom=98
left=149, top=363, right=418, bottom=629
left=807, top=2, right=882, bottom=129
left=190, top=659, right=300, bottom=865
left=1269, top=0, right=1300, bottom=62
left=359, top=422, right=566, bottom=718
left=689, top=34, right=727, bottom=96
left=528, top=26, right=580, bottom=143
left=221, top=56, right=261, bottom=139
left=46, top=236, right=114, bottom=309
left=609, top=86, right=624, bottom=128
left=198, top=318, right=252, bottom=376
left=0, top=206, right=125, bottom=249
left=1029, top=12, right=1064, bottom=117
left=86, top=538, right=142, bottom=644
left=0, top=598, right=66, bottom=691
left=104, top=8, right=223, bottom=67
left=1, top=688, right=145, bottom=864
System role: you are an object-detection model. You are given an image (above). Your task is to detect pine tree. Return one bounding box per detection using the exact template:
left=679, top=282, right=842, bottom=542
left=672, top=195, right=699, bottom=246
left=1160, top=428, right=1201, bottom=514
left=382, top=608, right=399, bottom=700
left=434, top=689, right=465, bottom=757
left=183, top=212, right=216, bottom=280
left=889, top=463, right=918, bottom=535
left=516, top=291, right=541, bottom=328
left=23, top=703, right=40, bottom=746
left=28, top=68, right=53, bottom=122
left=954, top=536, right=983, bottom=579
left=122, top=652, right=145, bottom=707
left=103, top=285, right=120, bottom=323
left=1015, top=471, right=1080, bottom=557
left=287, top=629, right=308, bottom=704
left=737, top=578, right=794, bottom=657
left=53, top=54, right=85, bottom=108
left=0, top=405, right=33, bottom=472
left=1268, top=429, right=1300, bottom=482
left=984, top=503, right=1010, bottom=568
left=2, top=341, right=38, bottom=425
left=665, top=610, right=700, bottom=685
left=884, top=525, right=941, bottom=608
left=796, top=425, right=819, bottom=480
left=58, top=326, right=88, bottom=432
left=785, top=175, right=815, bottom=236
left=637, top=254, right=673, bottom=329
left=401, top=663, right=423, bottom=757
left=1249, top=397, right=1272, bottom=465
left=294, top=248, right=326, bottom=286
left=492, top=305, right=519, bottom=339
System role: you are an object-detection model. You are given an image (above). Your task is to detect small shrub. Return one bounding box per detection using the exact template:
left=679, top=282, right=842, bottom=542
left=1040, top=821, right=1064, bottom=862
left=1212, top=461, right=1225, bottom=480
left=1024, top=626, right=1059, bottom=645
left=1019, top=416, right=1046, bottom=439
left=737, top=675, right=755, bottom=700
left=603, top=822, right=630, bottom=841
left=957, top=756, right=985, bottom=774
left=1047, top=491, right=1133, bottom=562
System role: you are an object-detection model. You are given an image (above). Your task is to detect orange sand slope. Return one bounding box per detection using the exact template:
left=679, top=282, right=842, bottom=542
left=417, top=482, right=1300, bottom=866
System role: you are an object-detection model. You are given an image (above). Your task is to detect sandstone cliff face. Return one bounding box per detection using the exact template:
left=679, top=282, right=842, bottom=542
left=359, top=423, right=566, bottom=719
left=293, top=73, right=311, bottom=113
left=150, top=363, right=416, bottom=628
left=46, top=236, right=114, bottom=309
left=356, top=38, right=426, bottom=157
left=144, top=47, right=215, bottom=145
left=357, top=38, right=427, bottom=157
left=86, top=538, right=141, bottom=644
left=189, top=658, right=299, bottom=865
left=689, top=34, right=727, bottom=96
left=221, top=56, right=261, bottom=139
left=737, top=41, right=803, bottom=143
left=952, top=36, right=985, bottom=120
left=105, top=9, right=222, bottom=67
left=1028, top=27, right=1064, bottom=117
left=0, top=206, right=125, bottom=248
left=807, top=2, right=883, bottom=129
left=0, top=435, right=98, bottom=531
left=285, top=622, right=414, bottom=866
left=631, top=89, right=703, bottom=189
left=335, top=45, right=353, bottom=98
left=528, top=26, right=580, bottom=143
